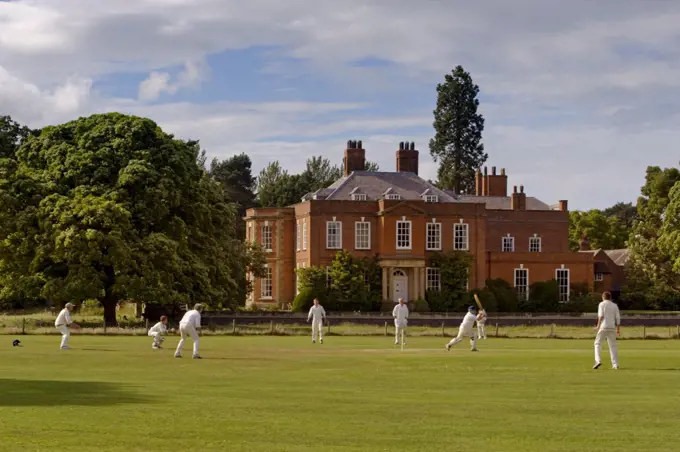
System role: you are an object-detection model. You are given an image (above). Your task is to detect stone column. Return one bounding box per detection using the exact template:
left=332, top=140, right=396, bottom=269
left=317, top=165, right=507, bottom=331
left=382, top=267, right=389, bottom=301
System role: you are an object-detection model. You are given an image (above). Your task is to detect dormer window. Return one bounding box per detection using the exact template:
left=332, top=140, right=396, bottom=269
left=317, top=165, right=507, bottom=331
left=351, top=193, right=367, bottom=201
left=385, top=193, right=401, bottom=200
left=424, top=195, right=438, bottom=203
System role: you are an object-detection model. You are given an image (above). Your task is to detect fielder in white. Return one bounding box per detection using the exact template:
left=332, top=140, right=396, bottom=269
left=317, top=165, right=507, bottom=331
left=174, top=303, right=203, bottom=359
left=307, top=298, right=326, bottom=344
left=476, top=308, right=488, bottom=339
left=392, top=298, right=408, bottom=345
left=54, top=303, right=80, bottom=350
left=593, top=291, right=620, bottom=370
left=446, top=306, right=481, bottom=352
left=148, top=315, right=174, bottom=349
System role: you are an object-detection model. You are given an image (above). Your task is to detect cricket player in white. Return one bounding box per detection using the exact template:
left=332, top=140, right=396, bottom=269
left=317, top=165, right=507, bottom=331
left=148, top=315, right=173, bottom=349
left=54, top=303, right=80, bottom=350
left=307, top=298, right=326, bottom=344
left=477, top=308, right=488, bottom=339
left=446, top=306, right=481, bottom=352
left=392, top=298, right=408, bottom=345
left=593, top=291, right=620, bottom=370
left=174, top=303, right=203, bottom=359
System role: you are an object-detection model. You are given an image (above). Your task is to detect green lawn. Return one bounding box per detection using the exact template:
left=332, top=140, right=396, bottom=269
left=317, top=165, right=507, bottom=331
left=1, top=336, right=679, bottom=452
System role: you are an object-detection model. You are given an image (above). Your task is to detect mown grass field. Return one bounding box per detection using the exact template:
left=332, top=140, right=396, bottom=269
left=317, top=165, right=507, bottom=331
left=1, top=336, right=680, bottom=452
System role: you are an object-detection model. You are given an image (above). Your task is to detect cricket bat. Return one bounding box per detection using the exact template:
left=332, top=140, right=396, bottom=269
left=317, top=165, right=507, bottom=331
left=473, top=294, right=484, bottom=311
left=401, top=329, right=405, bottom=352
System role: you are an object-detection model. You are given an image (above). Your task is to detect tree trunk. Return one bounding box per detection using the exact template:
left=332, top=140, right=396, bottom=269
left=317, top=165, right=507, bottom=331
left=102, top=294, right=118, bottom=326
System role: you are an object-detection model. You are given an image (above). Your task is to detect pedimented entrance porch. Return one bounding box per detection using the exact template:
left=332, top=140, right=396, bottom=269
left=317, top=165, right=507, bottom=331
left=380, top=259, right=426, bottom=302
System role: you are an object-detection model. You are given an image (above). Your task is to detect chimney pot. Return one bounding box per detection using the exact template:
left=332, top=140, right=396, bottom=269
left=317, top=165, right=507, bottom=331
left=492, top=166, right=496, bottom=175
left=501, top=168, right=506, bottom=176
left=513, top=185, right=517, bottom=193
left=410, top=142, right=415, bottom=150
left=483, top=167, right=488, bottom=175
left=357, top=140, right=362, bottom=149
left=520, top=185, right=524, bottom=193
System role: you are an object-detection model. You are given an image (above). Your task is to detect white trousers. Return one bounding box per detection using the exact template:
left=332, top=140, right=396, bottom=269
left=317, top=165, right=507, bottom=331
left=395, top=322, right=407, bottom=343
left=56, top=325, right=69, bottom=348
left=594, top=329, right=618, bottom=367
left=311, top=320, right=324, bottom=341
left=175, top=323, right=199, bottom=357
left=447, top=328, right=477, bottom=349
left=148, top=331, right=162, bottom=345
left=477, top=322, right=486, bottom=338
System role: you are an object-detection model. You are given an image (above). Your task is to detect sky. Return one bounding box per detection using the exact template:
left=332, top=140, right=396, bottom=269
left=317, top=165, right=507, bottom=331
left=1, top=0, right=679, bottom=210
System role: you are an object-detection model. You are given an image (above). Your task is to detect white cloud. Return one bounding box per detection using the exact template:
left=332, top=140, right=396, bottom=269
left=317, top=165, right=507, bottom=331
left=0, top=0, right=679, bottom=209
left=138, top=59, right=209, bottom=101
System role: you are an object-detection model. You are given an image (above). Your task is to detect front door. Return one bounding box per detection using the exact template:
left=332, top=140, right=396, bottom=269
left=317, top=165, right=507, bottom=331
left=392, top=269, right=408, bottom=302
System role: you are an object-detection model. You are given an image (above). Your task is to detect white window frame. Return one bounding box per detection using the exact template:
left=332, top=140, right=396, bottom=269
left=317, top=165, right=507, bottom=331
left=302, top=219, right=307, bottom=250
left=595, top=273, right=604, bottom=282
left=426, top=267, right=441, bottom=292
left=396, top=219, right=412, bottom=250
left=261, top=223, right=273, bottom=252
left=355, top=220, right=371, bottom=250
left=261, top=266, right=273, bottom=299
left=296, top=221, right=301, bottom=251
left=514, top=267, right=529, bottom=301
left=556, top=268, right=570, bottom=302
left=454, top=222, right=469, bottom=251
left=385, top=193, right=402, bottom=200
left=326, top=219, right=342, bottom=249
left=529, top=236, right=541, bottom=252
left=351, top=193, right=367, bottom=201
left=424, top=194, right=438, bottom=203
left=426, top=221, right=442, bottom=251
left=502, top=235, right=515, bottom=252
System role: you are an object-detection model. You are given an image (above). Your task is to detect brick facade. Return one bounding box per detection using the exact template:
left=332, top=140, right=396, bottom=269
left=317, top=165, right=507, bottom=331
left=244, top=142, right=595, bottom=308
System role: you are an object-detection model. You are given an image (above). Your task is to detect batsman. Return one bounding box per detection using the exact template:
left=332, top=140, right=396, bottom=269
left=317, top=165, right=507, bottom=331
left=445, top=295, right=485, bottom=352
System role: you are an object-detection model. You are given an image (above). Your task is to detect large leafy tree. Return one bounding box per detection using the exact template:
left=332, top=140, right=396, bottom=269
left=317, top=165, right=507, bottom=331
left=568, top=209, right=630, bottom=251
left=429, top=65, right=487, bottom=194
left=627, top=164, right=680, bottom=295
left=210, top=153, right=257, bottom=233
left=0, top=113, right=264, bottom=323
left=0, top=116, right=40, bottom=307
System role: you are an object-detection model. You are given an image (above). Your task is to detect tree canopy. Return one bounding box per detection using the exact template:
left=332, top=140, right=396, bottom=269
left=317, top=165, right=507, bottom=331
left=627, top=164, right=680, bottom=296
left=256, top=156, right=379, bottom=208
left=0, top=113, right=264, bottom=322
left=429, top=65, right=487, bottom=194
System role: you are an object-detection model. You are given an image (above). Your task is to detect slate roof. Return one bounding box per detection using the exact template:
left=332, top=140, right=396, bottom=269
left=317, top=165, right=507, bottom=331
left=301, top=171, right=554, bottom=210
left=453, top=194, right=553, bottom=211
left=303, top=171, right=460, bottom=202
left=604, top=249, right=630, bottom=267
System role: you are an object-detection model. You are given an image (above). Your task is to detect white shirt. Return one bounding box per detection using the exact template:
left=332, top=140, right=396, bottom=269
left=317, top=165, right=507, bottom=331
left=180, top=310, right=201, bottom=328
left=460, top=312, right=479, bottom=330
left=597, top=300, right=621, bottom=330
left=477, top=310, right=487, bottom=325
left=55, top=308, right=72, bottom=327
left=307, top=305, right=326, bottom=322
left=392, top=304, right=409, bottom=324
left=149, top=321, right=168, bottom=334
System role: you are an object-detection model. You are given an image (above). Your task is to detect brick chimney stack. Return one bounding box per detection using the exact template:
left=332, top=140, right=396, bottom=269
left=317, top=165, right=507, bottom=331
left=343, top=140, right=366, bottom=177
left=396, top=141, right=419, bottom=175
left=484, top=166, right=508, bottom=197
left=510, top=185, right=527, bottom=210
left=558, top=200, right=568, bottom=212
left=475, top=168, right=483, bottom=195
